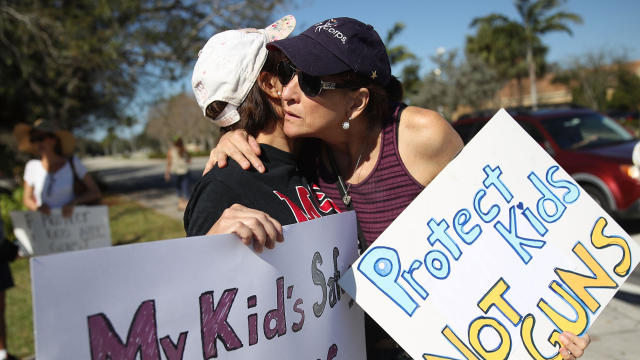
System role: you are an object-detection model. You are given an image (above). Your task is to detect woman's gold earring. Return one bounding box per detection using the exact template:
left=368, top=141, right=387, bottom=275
left=277, top=91, right=282, bottom=97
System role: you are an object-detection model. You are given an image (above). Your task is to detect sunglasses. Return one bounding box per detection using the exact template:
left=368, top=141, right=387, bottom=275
left=29, top=132, right=50, bottom=143
left=277, top=61, right=355, bottom=97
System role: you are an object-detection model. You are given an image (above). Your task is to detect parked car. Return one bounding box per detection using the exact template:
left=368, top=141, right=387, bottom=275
left=453, top=107, right=640, bottom=218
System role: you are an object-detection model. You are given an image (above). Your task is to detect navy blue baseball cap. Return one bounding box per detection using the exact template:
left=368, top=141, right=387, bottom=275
left=267, top=17, right=391, bottom=85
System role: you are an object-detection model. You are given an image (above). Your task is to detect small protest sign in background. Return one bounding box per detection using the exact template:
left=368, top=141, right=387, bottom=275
left=31, top=211, right=364, bottom=359
left=11, top=205, right=111, bottom=256
left=341, top=109, right=640, bottom=359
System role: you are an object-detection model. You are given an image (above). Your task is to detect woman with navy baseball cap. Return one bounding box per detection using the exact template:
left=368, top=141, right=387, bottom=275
left=205, top=17, right=591, bottom=360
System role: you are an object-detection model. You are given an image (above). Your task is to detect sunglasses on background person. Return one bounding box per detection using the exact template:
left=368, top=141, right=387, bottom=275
left=277, top=61, right=358, bottom=98
left=29, top=132, right=52, bottom=143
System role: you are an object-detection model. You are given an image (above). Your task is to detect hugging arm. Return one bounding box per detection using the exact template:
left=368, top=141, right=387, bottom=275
left=185, top=178, right=282, bottom=253
left=207, top=204, right=283, bottom=253
left=204, top=130, right=264, bottom=175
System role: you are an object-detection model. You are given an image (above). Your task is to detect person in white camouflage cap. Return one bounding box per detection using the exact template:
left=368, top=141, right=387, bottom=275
left=185, top=15, right=343, bottom=251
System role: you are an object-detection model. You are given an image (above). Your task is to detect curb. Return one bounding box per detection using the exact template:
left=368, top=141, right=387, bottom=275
left=620, top=281, right=640, bottom=296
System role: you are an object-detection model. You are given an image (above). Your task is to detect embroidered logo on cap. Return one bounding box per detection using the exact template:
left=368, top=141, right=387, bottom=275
left=314, top=19, right=347, bottom=44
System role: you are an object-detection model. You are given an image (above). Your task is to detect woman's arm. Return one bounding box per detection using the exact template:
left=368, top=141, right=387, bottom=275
left=73, top=174, right=101, bottom=205
left=204, top=130, right=264, bottom=175
left=23, top=182, right=42, bottom=212
left=206, top=203, right=283, bottom=253
left=61, top=173, right=101, bottom=217
left=397, top=106, right=464, bottom=187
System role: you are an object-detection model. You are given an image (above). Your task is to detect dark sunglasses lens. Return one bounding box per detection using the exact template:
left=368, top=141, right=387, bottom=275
left=30, top=134, right=45, bottom=143
left=298, top=72, right=322, bottom=97
left=277, top=62, right=295, bottom=86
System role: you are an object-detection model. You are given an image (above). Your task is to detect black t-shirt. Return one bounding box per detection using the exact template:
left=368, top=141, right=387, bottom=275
left=184, top=144, right=341, bottom=236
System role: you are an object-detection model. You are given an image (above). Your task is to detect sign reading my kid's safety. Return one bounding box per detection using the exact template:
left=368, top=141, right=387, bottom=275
left=31, top=212, right=364, bottom=360
left=340, top=109, right=640, bottom=360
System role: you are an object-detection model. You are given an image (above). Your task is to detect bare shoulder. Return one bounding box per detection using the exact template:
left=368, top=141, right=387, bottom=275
left=398, top=106, right=464, bottom=186
left=399, top=106, right=463, bottom=156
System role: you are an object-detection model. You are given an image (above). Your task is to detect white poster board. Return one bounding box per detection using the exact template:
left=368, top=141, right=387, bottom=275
left=11, top=205, right=111, bottom=256
left=31, top=211, right=365, bottom=359
left=340, top=109, right=640, bottom=359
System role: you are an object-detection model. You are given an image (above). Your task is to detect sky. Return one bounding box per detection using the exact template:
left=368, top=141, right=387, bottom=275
left=112, top=0, right=640, bottom=140
left=282, top=0, right=639, bottom=72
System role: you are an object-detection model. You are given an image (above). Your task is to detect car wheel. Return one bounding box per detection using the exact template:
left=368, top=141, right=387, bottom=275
left=581, top=184, right=612, bottom=214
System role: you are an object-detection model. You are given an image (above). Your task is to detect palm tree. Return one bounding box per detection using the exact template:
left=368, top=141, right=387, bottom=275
left=470, top=0, right=582, bottom=109
left=384, top=22, right=421, bottom=97
left=468, top=15, right=548, bottom=105
left=516, top=0, right=582, bottom=109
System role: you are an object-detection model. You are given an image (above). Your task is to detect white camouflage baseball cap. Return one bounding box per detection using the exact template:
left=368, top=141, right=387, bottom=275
left=192, top=15, right=296, bottom=127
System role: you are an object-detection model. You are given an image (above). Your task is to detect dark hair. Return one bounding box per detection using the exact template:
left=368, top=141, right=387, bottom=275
left=338, top=73, right=404, bottom=128
left=206, top=52, right=280, bottom=137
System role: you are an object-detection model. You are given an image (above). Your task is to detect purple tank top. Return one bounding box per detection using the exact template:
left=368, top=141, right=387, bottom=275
left=317, top=104, right=424, bottom=246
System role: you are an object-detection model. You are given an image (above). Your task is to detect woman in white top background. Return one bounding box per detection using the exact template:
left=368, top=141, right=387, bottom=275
left=14, top=119, right=101, bottom=217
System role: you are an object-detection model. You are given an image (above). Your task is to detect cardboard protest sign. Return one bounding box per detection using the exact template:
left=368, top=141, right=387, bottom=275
left=31, top=211, right=364, bottom=359
left=11, top=205, right=110, bottom=256
left=340, top=109, right=640, bottom=359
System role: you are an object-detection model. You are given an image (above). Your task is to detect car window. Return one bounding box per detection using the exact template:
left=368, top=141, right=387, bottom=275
left=518, top=121, right=545, bottom=143
left=539, top=113, right=634, bottom=150
left=454, top=121, right=487, bottom=144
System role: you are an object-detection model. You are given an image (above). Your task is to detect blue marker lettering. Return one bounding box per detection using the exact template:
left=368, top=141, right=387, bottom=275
left=528, top=171, right=566, bottom=223
left=427, top=218, right=461, bottom=260
left=358, top=247, right=418, bottom=316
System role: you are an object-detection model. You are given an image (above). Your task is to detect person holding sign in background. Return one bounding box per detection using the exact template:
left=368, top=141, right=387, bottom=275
left=14, top=119, right=101, bottom=217
left=184, top=15, right=341, bottom=251
left=202, top=17, right=591, bottom=360
left=0, top=214, right=17, bottom=360
left=164, top=136, right=191, bottom=211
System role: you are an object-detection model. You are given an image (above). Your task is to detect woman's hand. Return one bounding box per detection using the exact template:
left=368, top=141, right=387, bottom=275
left=207, top=204, right=283, bottom=253
left=37, top=204, right=51, bottom=215
left=203, top=130, right=264, bottom=175
left=62, top=203, right=74, bottom=218
left=559, top=331, right=591, bottom=359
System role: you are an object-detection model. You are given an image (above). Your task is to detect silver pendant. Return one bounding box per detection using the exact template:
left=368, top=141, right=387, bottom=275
left=342, top=194, right=351, bottom=206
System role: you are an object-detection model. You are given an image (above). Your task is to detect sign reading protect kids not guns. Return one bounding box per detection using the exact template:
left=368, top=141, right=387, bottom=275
left=340, top=109, right=640, bottom=360
left=31, top=211, right=365, bottom=359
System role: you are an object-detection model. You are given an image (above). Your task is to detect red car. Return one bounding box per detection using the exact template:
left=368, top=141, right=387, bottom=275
left=454, top=107, right=640, bottom=218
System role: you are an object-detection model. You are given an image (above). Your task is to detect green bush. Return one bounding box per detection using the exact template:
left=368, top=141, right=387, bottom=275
left=1, top=187, right=25, bottom=241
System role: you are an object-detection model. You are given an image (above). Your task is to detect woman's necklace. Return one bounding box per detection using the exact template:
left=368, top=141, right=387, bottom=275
left=342, top=150, right=364, bottom=206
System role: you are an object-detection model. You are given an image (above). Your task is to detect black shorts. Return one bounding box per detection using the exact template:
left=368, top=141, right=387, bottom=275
left=0, top=261, right=14, bottom=291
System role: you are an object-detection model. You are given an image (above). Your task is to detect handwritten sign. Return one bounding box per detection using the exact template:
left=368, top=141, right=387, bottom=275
left=31, top=211, right=364, bottom=359
left=11, top=205, right=111, bottom=256
left=340, top=109, right=640, bottom=359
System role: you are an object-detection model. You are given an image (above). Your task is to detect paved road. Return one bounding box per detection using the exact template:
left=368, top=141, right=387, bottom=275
left=84, top=155, right=208, bottom=220
left=85, top=156, right=640, bottom=359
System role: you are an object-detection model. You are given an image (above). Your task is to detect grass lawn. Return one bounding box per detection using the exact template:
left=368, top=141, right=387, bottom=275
left=6, top=195, right=186, bottom=358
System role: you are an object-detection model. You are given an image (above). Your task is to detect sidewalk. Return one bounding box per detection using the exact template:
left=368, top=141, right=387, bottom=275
left=124, top=187, right=186, bottom=222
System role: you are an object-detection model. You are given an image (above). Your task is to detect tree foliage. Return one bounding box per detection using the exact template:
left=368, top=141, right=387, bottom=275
left=469, top=0, right=582, bottom=108
left=466, top=16, right=547, bottom=102
left=145, top=92, right=219, bottom=151
left=553, top=50, right=640, bottom=112
left=409, top=50, right=501, bottom=121
left=384, top=22, right=421, bottom=98
left=608, top=69, right=640, bottom=112
left=0, top=0, right=290, bottom=133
